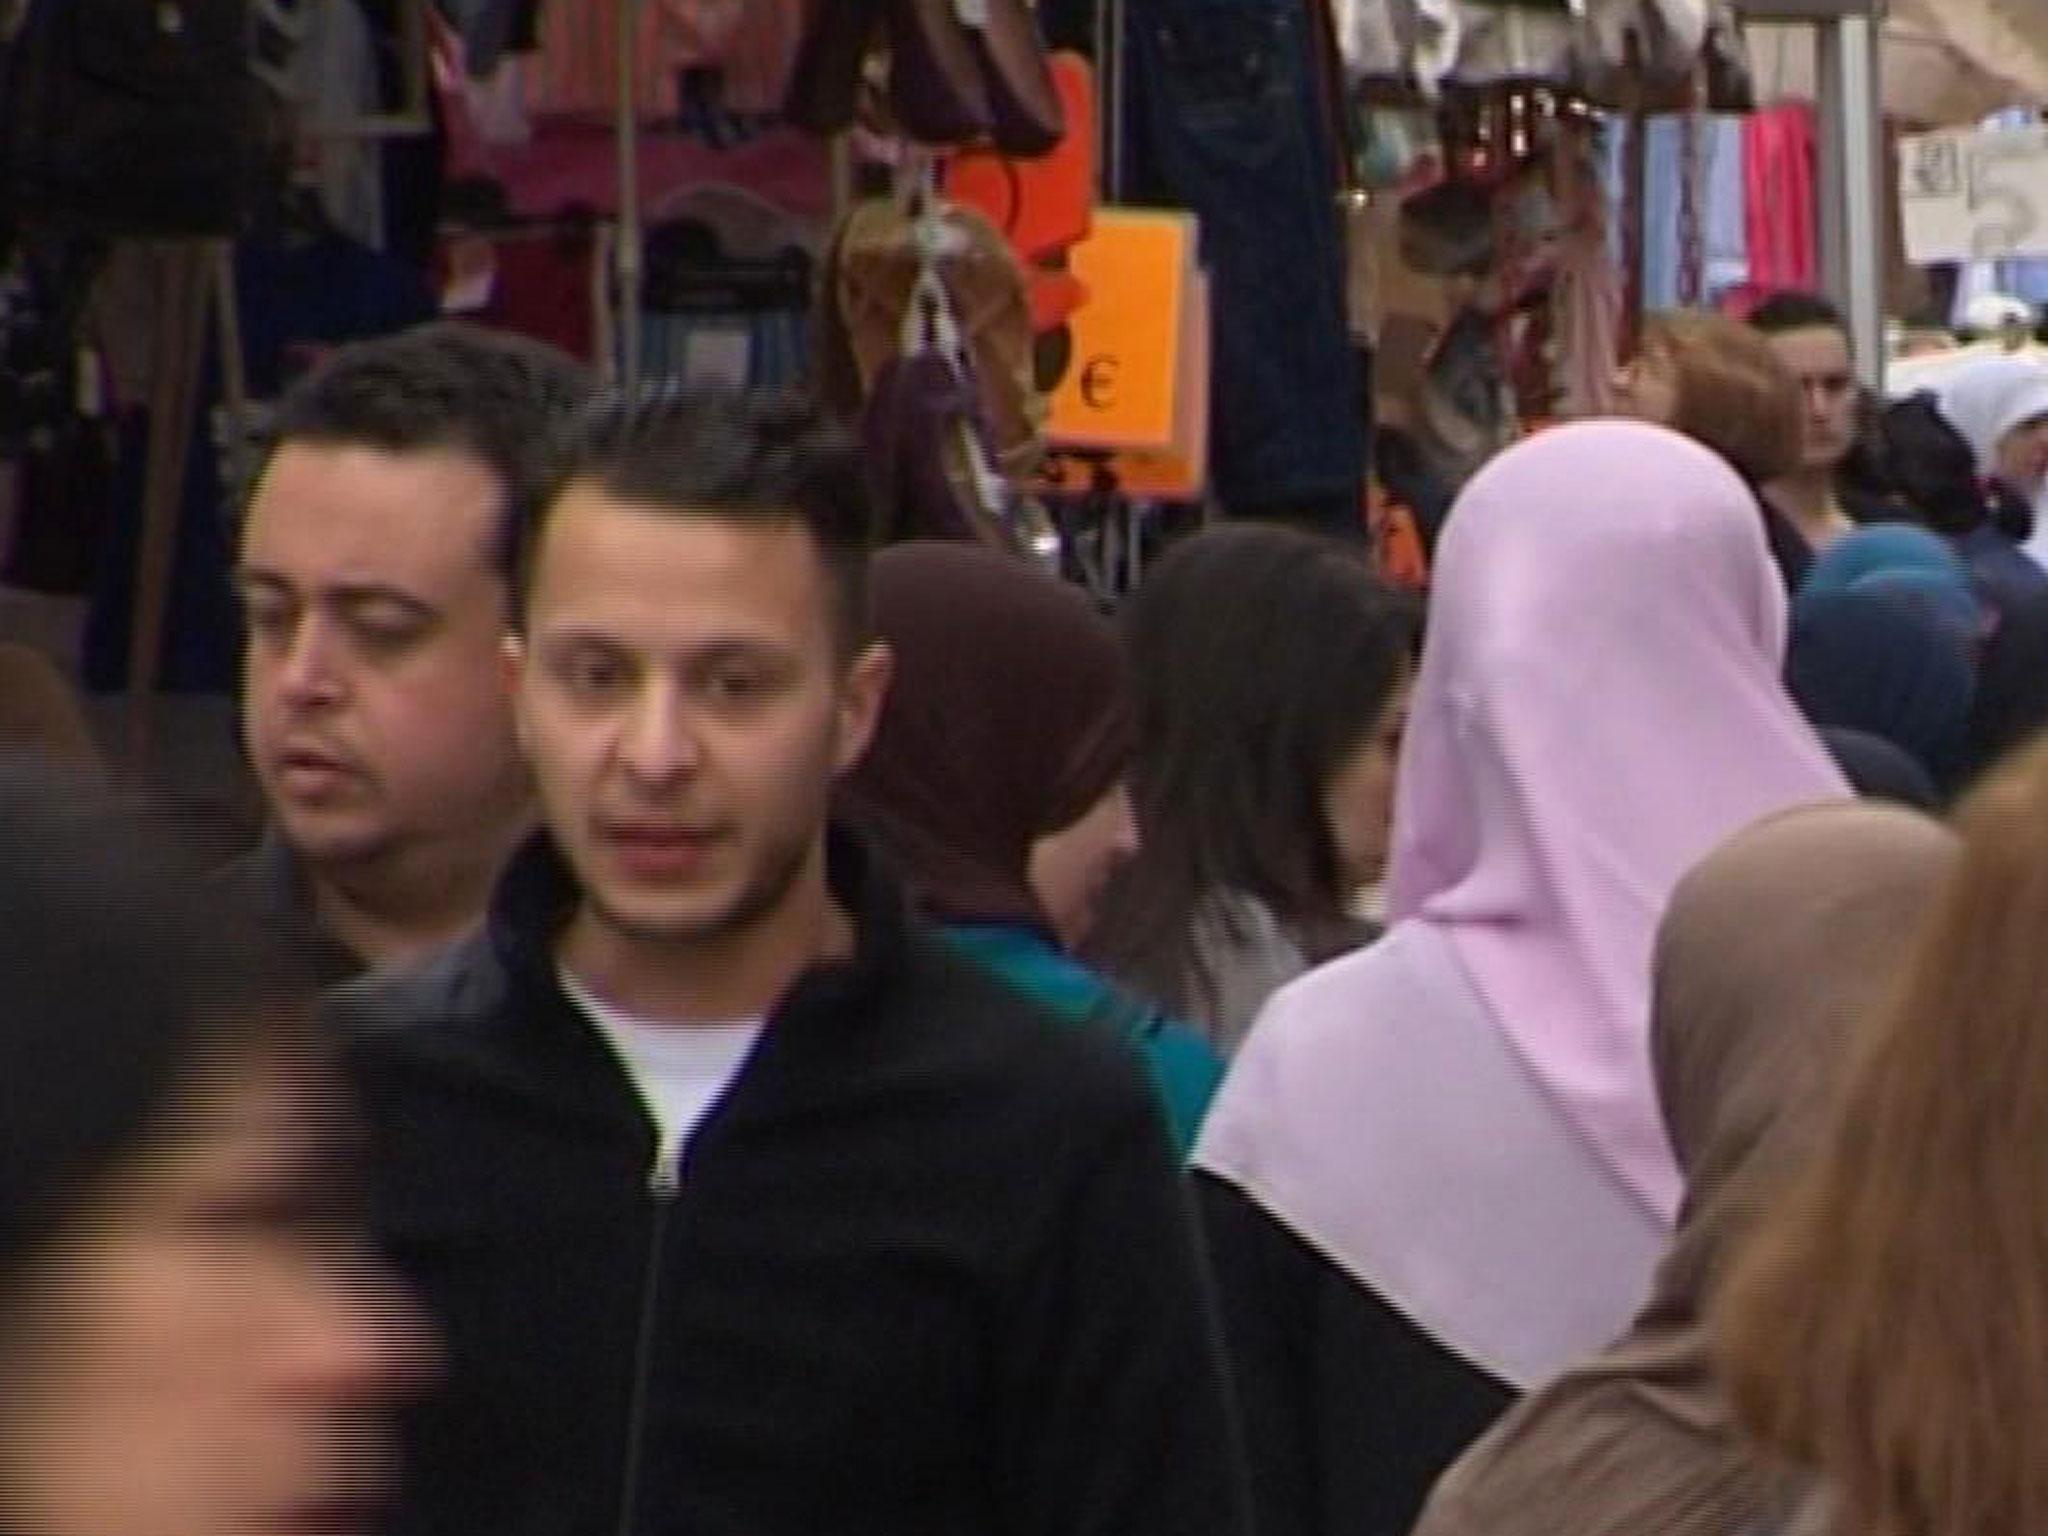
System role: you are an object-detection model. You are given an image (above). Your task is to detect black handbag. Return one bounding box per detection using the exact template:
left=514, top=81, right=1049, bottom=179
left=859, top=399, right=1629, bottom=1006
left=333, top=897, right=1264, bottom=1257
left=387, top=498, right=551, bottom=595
left=2, top=0, right=255, bottom=238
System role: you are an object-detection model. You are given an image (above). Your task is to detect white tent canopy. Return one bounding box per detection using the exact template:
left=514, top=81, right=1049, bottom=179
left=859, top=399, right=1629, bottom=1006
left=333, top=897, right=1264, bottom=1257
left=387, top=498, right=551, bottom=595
left=1734, top=0, right=2048, bottom=391
left=1745, top=0, right=2048, bottom=128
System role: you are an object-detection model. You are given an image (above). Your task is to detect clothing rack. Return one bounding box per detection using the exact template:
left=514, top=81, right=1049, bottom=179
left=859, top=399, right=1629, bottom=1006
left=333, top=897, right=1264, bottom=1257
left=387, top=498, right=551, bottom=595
left=279, top=0, right=433, bottom=139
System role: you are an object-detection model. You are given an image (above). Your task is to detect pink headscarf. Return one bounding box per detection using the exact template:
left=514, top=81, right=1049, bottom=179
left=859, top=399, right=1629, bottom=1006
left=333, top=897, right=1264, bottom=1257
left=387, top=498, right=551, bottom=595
left=1388, top=419, right=1849, bottom=1220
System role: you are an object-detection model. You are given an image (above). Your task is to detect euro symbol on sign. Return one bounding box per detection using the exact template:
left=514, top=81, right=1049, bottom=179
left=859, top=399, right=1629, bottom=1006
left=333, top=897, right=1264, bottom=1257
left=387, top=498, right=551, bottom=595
left=1080, top=354, right=1119, bottom=410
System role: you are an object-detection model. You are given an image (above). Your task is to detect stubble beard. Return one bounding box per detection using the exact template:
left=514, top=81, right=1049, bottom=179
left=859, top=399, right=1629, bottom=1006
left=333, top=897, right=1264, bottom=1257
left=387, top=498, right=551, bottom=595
left=583, top=820, right=820, bottom=953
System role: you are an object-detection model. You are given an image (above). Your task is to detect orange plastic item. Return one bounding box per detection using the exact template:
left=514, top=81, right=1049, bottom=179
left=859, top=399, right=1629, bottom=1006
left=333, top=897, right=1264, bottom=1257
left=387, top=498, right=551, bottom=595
left=1368, top=487, right=1430, bottom=590
left=945, top=52, right=1095, bottom=264
left=1046, top=209, right=1197, bottom=454
left=1037, top=233, right=1211, bottom=502
left=1026, top=267, right=1088, bottom=335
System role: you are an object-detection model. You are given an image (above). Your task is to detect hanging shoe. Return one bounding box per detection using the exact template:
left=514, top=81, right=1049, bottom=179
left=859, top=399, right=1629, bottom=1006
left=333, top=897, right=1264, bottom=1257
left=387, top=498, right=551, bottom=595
left=884, top=0, right=995, bottom=146
left=969, top=0, right=1063, bottom=157
left=782, top=0, right=885, bottom=135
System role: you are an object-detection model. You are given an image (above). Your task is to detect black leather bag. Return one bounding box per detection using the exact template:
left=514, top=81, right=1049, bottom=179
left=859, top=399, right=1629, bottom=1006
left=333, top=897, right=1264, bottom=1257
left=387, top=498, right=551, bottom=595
left=2, top=0, right=255, bottom=238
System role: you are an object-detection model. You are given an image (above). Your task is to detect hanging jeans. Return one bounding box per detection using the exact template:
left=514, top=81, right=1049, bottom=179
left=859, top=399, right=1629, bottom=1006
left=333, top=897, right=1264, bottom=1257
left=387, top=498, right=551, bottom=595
left=1121, top=0, right=1365, bottom=531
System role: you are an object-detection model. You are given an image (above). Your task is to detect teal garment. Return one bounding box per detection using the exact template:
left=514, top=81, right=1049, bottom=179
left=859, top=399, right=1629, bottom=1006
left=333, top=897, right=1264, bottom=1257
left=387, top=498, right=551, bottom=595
left=944, top=923, right=1223, bottom=1156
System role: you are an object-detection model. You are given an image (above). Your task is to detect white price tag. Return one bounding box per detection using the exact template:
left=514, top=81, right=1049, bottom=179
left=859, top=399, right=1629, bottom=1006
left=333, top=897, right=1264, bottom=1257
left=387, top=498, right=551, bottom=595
left=682, top=327, right=752, bottom=392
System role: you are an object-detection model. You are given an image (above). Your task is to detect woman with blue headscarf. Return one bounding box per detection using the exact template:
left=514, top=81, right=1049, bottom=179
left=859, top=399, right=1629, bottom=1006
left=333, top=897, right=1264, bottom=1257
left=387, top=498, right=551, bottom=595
left=1801, top=524, right=1980, bottom=615
left=1793, top=523, right=2048, bottom=792
left=1787, top=586, right=1977, bottom=800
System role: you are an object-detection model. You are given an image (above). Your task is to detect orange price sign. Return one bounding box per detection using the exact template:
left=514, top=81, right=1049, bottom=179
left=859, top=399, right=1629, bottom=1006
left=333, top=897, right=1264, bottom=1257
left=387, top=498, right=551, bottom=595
left=1046, top=208, right=1199, bottom=454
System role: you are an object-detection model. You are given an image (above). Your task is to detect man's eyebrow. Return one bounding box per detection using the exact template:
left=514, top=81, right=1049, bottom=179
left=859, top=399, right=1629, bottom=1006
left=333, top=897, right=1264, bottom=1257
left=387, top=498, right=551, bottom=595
left=328, top=584, right=439, bottom=619
left=232, top=565, right=289, bottom=594
left=230, top=570, right=440, bottom=619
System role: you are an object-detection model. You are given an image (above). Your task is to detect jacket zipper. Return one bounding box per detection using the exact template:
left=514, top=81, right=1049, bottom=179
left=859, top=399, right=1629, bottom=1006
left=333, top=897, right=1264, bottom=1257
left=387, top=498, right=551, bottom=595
left=614, top=1141, right=682, bottom=1536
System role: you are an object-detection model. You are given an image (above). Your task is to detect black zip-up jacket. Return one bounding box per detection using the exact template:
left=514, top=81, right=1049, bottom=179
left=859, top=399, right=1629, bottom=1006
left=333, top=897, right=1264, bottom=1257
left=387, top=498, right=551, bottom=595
left=331, top=829, right=1252, bottom=1536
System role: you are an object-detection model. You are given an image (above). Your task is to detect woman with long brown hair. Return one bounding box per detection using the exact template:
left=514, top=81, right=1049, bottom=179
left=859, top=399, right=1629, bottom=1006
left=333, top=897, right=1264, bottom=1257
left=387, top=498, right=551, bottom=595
left=1718, top=732, right=2048, bottom=1536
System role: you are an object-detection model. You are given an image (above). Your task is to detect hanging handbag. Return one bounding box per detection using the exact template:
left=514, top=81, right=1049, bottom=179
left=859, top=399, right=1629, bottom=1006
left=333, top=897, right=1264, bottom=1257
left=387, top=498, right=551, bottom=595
left=1, top=0, right=255, bottom=238
left=863, top=346, right=1018, bottom=547
left=885, top=0, right=997, bottom=146
left=1699, top=3, right=1754, bottom=113
left=885, top=0, right=1063, bottom=154
left=962, top=0, right=1063, bottom=157
left=783, top=0, right=885, bottom=135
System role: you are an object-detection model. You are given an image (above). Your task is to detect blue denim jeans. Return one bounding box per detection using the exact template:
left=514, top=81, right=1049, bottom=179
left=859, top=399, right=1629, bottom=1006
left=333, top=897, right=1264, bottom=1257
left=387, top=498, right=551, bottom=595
left=1121, top=0, right=1365, bottom=526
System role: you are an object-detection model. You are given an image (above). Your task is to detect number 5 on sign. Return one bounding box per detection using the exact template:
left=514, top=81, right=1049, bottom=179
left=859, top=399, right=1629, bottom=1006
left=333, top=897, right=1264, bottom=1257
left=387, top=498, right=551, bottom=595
left=1901, top=124, right=2048, bottom=263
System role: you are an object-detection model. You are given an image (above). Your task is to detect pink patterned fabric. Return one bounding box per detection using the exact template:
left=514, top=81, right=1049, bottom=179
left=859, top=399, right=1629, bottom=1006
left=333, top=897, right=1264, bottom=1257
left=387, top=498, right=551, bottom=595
left=1386, top=420, right=1848, bottom=1220
left=655, top=0, right=805, bottom=116
left=1742, top=103, right=1818, bottom=292
left=1552, top=137, right=1622, bottom=420
left=529, top=0, right=804, bottom=120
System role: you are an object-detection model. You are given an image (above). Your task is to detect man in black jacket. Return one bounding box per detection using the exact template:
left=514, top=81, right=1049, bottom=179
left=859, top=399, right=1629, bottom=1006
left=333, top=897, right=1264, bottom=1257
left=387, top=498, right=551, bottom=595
left=333, top=393, right=1251, bottom=1536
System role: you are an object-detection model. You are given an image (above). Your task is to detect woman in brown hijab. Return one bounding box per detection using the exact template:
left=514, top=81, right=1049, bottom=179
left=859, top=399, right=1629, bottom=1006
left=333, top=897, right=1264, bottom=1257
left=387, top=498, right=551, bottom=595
left=1720, top=734, right=2048, bottom=1536
left=1411, top=801, right=1957, bottom=1536
left=840, top=540, right=1223, bottom=1152
left=0, top=642, right=102, bottom=777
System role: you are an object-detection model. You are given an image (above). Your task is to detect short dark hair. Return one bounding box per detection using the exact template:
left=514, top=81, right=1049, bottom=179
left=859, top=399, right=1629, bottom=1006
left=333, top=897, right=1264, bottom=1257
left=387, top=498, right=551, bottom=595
left=1748, top=291, right=1848, bottom=336
left=521, top=391, right=874, bottom=654
left=261, top=322, right=592, bottom=584
left=1092, top=524, right=1421, bottom=1013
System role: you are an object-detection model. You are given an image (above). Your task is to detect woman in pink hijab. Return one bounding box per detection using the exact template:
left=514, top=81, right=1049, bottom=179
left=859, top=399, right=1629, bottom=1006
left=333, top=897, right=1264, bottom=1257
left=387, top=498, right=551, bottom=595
left=1193, top=420, right=1849, bottom=1536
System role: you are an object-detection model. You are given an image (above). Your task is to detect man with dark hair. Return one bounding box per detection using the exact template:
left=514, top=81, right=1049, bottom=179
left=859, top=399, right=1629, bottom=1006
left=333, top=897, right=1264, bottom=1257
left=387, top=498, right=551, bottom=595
left=225, top=321, right=591, bottom=981
left=335, top=392, right=1252, bottom=1536
left=1748, top=290, right=1888, bottom=549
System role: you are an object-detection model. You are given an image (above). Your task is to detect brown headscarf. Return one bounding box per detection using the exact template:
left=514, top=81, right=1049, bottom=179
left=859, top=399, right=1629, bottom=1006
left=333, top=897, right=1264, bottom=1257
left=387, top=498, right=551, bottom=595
left=1411, top=801, right=1958, bottom=1536
left=0, top=643, right=102, bottom=777
left=840, top=541, right=1133, bottom=929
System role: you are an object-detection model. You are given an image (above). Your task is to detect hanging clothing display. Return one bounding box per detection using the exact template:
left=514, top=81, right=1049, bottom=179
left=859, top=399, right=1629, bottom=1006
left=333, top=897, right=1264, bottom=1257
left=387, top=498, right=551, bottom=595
left=1335, top=0, right=1751, bottom=112
left=530, top=0, right=803, bottom=122
left=529, top=0, right=653, bottom=116
left=1121, top=0, right=1365, bottom=528
left=1602, top=114, right=1749, bottom=314
left=438, top=0, right=541, bottom=79
left=1741, top=102, right=1818, bottom=294
left=1549, top=129, right=1622, bottom=419
left=782, top=0, right=1064, bottom=155
left=1, top=0, right=257, bottom=238
left=289, top=0, right=390, bottom=251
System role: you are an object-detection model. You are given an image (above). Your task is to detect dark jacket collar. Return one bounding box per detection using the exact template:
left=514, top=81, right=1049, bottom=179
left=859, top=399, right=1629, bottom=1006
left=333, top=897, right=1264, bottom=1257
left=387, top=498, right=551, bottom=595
left=486, top=820, right=914, bottom=1039
left=227, top=826, right=366, bottom=988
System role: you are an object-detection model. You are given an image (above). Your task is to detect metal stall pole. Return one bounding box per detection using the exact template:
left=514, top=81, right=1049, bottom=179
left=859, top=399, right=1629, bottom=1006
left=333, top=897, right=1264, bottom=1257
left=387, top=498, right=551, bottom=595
left=1748, top=0, right=1886, bottom=389
left=615, top=0, right=645, bottom=396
